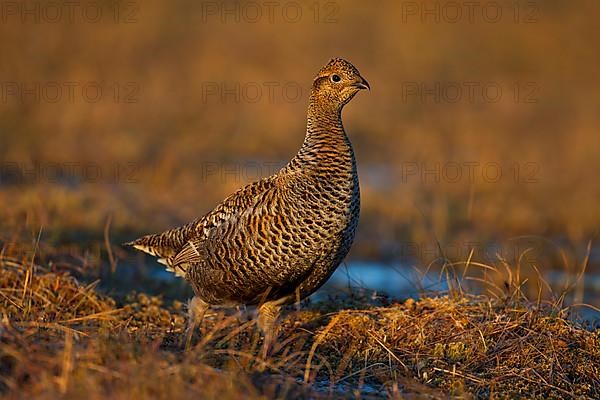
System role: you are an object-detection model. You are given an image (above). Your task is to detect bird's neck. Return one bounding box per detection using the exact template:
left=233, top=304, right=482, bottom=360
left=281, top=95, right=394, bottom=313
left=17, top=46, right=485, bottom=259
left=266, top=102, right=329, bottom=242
left=295, top=94, right=353, bottom=163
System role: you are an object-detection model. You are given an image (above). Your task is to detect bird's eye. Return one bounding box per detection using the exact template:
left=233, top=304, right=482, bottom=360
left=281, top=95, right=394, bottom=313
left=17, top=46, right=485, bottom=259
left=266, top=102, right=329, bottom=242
left=331, top=74, right=341, bottom=83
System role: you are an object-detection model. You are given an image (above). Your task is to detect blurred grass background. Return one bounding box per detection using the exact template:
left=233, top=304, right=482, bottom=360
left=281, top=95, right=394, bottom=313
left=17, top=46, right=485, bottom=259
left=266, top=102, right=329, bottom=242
left=0, top=0, right=598, bottom=273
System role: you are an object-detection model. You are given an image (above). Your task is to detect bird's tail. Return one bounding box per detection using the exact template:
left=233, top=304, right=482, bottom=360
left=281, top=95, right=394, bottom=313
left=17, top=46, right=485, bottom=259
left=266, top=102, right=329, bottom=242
left=124, top=222, right=200, bottom=278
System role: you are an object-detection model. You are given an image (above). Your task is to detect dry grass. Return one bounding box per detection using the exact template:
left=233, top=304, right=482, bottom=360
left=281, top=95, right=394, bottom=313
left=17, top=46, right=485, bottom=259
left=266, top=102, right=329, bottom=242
left=1, top=248, right=598, bottom=399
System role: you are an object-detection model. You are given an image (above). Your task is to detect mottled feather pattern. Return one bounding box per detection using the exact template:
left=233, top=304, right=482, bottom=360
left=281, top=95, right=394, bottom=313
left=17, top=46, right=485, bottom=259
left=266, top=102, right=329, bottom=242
left=129, top=58, right=368, bottom=308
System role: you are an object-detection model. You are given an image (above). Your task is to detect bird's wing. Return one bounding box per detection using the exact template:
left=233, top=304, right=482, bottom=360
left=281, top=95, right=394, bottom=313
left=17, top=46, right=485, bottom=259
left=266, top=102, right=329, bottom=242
left=171, top=176, right=279, bottom=271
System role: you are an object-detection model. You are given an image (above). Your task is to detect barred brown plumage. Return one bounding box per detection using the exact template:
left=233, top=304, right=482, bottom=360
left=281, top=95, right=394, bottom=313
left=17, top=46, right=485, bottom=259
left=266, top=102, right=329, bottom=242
left=126, top=58, right=369, bottom=352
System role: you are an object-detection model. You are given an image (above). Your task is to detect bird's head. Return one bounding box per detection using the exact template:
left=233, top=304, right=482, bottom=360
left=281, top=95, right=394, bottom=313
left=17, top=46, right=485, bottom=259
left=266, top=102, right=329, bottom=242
left=311, top=58, right=370, bottom=110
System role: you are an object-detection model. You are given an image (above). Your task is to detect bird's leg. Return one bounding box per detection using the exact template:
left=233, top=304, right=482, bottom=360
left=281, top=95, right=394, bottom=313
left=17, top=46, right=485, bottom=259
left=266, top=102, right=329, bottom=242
left=257, top=300, right=281, bottom=358
left=184, top=296, right=209, bottom=349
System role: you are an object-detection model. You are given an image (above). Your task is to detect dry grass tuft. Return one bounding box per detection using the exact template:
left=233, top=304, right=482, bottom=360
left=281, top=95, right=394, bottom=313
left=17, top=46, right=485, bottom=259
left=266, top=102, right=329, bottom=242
left=311, top=297, right=599, bottom=398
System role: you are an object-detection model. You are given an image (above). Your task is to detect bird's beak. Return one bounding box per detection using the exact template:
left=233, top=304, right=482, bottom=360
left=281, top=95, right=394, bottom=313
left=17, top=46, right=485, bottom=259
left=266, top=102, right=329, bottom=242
left=353, top=76, right=370, bottom=91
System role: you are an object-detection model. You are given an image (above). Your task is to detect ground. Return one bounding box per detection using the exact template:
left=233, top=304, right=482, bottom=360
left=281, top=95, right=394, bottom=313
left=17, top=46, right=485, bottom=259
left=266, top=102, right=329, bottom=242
left=1, top=251, right=598, bottom=399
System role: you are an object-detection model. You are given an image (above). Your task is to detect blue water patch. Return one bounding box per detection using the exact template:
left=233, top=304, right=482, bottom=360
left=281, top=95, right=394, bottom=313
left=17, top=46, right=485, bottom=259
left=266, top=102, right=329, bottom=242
left=315, top=261, right=449, bottom=299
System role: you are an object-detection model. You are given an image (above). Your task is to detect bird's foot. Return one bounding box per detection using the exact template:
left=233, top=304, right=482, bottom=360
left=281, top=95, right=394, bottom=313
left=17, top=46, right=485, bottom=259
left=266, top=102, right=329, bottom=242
left=257, top=301, right=281, bottom=359
left=183, top=296, right=209, bottom=350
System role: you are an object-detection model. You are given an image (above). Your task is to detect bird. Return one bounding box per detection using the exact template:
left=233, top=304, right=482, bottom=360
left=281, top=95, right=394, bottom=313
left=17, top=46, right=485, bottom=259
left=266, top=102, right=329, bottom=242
left=127, top=58, right=369, bottom=352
